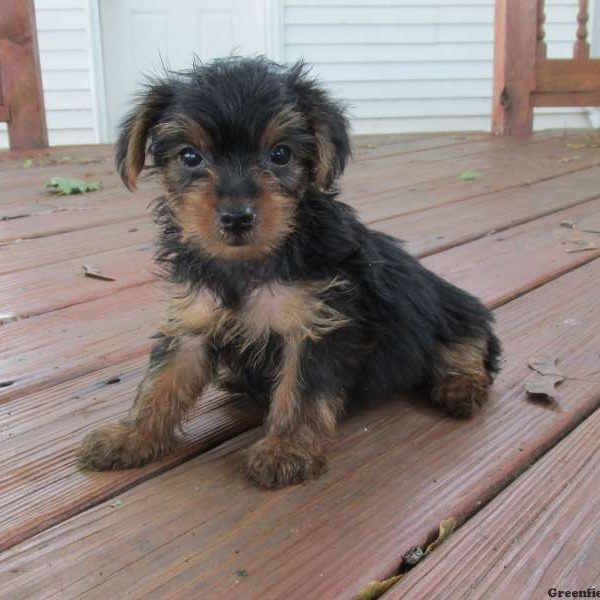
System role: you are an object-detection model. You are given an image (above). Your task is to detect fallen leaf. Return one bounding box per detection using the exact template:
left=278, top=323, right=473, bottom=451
left=357, top=574, right=404, bottom=600
left=45, top=177, right=101, bottom=195
left=565, top=240, right=598, bottom=253
left=528, top=355, right=564, bottom=377
left=566, top=143, right=586, bottom=150
left=459, top=170, right=482, bottom=181
left=22, top=159, right=33, bottom=168
left=425, top=517, right=457, bottom=554
left=525, top=374, right=564, bottom=399
left=110, top=499, right=124, bottom=508
left=0, top=313, right=20, bottom=325
left=560, top=220, right=576, bottom=229
left=83, top=264, right=116, bottom=281
left=235, top=569, right=249, bottom=578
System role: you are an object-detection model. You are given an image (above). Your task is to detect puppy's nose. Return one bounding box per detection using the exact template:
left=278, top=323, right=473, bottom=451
left=218, top=205, right=256, bottom=233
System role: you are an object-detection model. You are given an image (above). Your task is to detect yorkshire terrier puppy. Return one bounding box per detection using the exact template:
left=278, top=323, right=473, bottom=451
left=78, top=57, right=501, bottom=488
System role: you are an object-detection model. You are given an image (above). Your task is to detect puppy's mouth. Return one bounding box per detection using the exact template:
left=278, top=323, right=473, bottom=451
left=220, top=229, right=255, bottom=246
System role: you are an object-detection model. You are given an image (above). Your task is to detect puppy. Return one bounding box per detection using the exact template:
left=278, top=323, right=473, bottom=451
left=78, top=57, right=501, bottom=488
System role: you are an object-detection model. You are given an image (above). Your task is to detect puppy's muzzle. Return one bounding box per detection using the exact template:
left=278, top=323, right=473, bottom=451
left=218, top=204, right=256, bottom=237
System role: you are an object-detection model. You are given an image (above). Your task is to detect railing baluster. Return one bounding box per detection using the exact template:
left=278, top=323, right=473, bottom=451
left=574, top=0, right=590, bottom=59
left=537, top=0, right=547, bottom=59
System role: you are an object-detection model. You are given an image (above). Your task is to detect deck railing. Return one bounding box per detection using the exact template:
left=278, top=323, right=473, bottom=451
left=492, top=0, right=600, bottom=134
left=0, top=0, right=48, bottom=149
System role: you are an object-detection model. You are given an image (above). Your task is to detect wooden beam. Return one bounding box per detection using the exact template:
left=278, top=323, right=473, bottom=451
left=0, top=0, right=48, bottom=149
left=492, top=0, right=539, bottom=135
left=536, top=58, right=600, bottom=93
left=532, top=90, right=600, bottom=106
left=0, top=105, right=8, bottom=122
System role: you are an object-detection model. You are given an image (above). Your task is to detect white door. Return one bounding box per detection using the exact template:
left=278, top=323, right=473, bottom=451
left=99, top=0, right=271, bottom=140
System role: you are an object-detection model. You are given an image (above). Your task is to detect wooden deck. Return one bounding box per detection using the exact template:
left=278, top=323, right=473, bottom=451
left=1, top=131, right=600, bottom=599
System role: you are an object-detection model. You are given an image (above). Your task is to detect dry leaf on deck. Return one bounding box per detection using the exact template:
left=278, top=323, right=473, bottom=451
left=459, top=170, right=481, bottom=181
left=356, top=574, right=404, bottom=600
left=566, top=143, right=586, bottom=150
left=83, top=264, right=116, bottom=281
left=528, top=354, right=564, bottom=377
left=565, top=240, right=598, bottom=253
left=0, top=313, right=20, bottom=325
left=46, top=177, right=101, bottom=195
left=425, top=517, right=457, bottom=555
left=525, top=374, right=564, bottom=399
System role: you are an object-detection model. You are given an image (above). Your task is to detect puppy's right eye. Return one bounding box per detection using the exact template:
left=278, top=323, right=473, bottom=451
left=179, top=147, right=204, bottom=169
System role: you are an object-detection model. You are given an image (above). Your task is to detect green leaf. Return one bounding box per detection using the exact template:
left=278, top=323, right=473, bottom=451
left=459, top=170, right=482, bottom=181
left=22, top=159, right=33, bottom=168
left=45, top=177, right=101, bottom=195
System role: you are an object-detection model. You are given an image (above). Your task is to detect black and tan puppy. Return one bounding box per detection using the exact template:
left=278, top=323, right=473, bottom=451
left=78, top=57, right=501, bottom=488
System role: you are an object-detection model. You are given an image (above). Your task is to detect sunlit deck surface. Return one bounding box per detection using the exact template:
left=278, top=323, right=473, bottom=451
left=1, top=131, right=600, bottom=599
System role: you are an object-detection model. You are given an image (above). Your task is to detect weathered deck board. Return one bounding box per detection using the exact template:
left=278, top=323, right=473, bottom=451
left=2, top=132, right=593, bottom=244
left=2, top=133, right=600, bottom=599
left=1, top=258, right=599, bottom=599
left=2, top=191, right=598, bottom=409
left=0, top=284, right=161, bottom=402
left=5, top=162, right=597, bottom=279
left=3, top=166, right=600, bottom=321
left=0, top=243, right=155, bottom=319
left=1, top=207, right=599, bottom=554
left=0, top=217, right=152, bottom=275
left=421, top=197, right=600, bottom=306
left=388, top=409, right=600, bottom=599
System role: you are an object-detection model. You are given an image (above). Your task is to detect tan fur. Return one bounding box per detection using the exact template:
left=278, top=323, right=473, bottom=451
left=172, top=178, right=297, bottom=262
left=245, top=435, right=328, bottom=488
left=77, top=334, right=211, bottom=469
left=261, top=106, right=306, bottom=148
left=123, top=112, right=150, bottom=190
left=166, top=279, right=349, bottom=351
left=432, top=337, right=490, bottom=418
left=154, top=114, right=212, bottom=152
left=314, top=123, right=337, bottom=189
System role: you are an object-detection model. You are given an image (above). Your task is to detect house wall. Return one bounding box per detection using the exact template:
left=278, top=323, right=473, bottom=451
left=0, top=0, right=100, bottom=148
left=0, top=0, right=593, bottom=147
left=283, top=0, right=590, bottom=134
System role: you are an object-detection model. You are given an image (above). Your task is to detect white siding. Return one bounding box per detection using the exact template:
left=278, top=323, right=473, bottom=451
left=284, top=0, right=590, bottom=134
left=0, top=0, right=98, bottom=148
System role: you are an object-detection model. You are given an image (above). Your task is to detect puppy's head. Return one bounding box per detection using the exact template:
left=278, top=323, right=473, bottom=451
left=116, top=57, right=350, bottom=261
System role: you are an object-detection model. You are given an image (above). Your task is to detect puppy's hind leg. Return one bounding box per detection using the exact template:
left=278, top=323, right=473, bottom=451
left=431, top=337, right=493, bottom=418
left=78, top=333, right=213, bottom=470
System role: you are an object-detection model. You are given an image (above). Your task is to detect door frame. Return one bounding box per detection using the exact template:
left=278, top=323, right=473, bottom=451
left=87, top=0, right=283, bottom=143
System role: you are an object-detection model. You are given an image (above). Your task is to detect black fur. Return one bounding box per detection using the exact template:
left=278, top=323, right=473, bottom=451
left=121, top=57, right=501, bottom=423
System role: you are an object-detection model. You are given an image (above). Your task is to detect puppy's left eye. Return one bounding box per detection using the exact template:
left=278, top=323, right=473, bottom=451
left=269, top=144, right=292, bottom=166
left=179, top=147, right=204, bottom=169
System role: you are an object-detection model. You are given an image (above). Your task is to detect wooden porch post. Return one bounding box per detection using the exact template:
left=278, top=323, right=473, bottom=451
left=0, top=0, right=48, bottom=149
left=492, top=0, right=539, bottom=135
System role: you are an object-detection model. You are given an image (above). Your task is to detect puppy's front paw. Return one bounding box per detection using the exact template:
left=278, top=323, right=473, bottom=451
left=432, top=372, right=490, bottom=418
left=77, top=421, right=169, bottom=471
left=245, top=436, right=327, bottom=489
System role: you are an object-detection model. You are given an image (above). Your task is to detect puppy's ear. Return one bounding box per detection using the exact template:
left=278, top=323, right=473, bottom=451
left=289, top=62, right=351, bottom=189
left=115, top=81, right=173, bottom=190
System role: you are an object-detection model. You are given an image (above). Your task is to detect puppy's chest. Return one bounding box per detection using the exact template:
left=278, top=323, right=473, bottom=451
left=169, top=280, right=349, bottom=345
